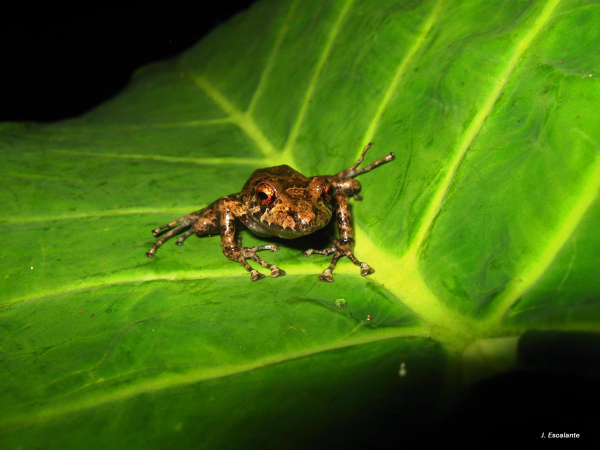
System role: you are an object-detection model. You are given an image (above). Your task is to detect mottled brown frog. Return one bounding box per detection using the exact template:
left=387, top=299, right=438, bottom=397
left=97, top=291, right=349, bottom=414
left=146, top=144, right=395, bottom=282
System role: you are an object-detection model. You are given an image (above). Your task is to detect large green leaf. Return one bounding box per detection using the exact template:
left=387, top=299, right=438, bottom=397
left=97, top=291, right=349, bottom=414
left=2, top=0, right=600, bottom=446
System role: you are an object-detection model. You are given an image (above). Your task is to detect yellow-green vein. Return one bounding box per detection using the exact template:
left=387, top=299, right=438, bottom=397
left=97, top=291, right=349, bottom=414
left=405, top=0, right=562, bottom=258
left=484, top=154, right=600, bottom=327
left=358, top=0, right=443, bottom=152
left=282, top=0, right=355, bottom=157
left=0, top=206, right=201, bottom=224
left=0, top=264, right=376, bottom=310
left=352, top=225, right=475, bottom=343
left=0, top=328, right=428, bottom=429
left=185, top=72, right=279, bottom=158
left=247, top=0, right=299, bottom=115
left=51, top=118, right=232, bottom=133
left=52, top=150, right=268, bottom=167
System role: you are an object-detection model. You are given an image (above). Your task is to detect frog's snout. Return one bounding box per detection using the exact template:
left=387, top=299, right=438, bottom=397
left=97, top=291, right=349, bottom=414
left=293, top=211, right=315, bottom=228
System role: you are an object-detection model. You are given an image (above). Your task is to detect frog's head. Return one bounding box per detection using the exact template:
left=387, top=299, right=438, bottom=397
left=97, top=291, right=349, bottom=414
left=246, top=175, right=333, bottom=239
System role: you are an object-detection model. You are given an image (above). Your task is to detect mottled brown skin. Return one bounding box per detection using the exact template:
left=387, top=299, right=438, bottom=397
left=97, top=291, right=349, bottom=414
left=146, top=144, right=395, bottom=282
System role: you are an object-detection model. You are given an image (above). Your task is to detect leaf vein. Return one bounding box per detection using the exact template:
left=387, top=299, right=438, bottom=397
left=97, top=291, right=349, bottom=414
left=0, top=207, right=200, bottom=224
left=51, top=150, right=268, bottom=166
left=55, top=118, right=232, bottom=132
left=247, top=0, right=299, bottom=115
left=184, top=71, right=278, bottom=157
left=282, top=0, right=355, bottom=156
left=359, top=0, right=443, bottom=150
left=407, top=0, right=562, bottom=256
left=1, top=267, right=370, bottom=309
left=0, top=328, right=428, bottom=429
left=484, top=154, right=600, bottom=325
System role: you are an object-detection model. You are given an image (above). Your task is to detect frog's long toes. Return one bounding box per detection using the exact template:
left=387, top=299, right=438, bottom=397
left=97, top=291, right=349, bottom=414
left=250, top=269, right=266, bottom=282
left=269, top=244, right=280, bottom=252
left=302, top=249, right=313, bottom=257
left=318, top=269, right=334, bottom=283
left=360, top=262, right=374, bottom=276
left=151, top=228, right=161, bottom=237
left=270, top=265, right=286, bottom=278
left=146, top=248, right=156, bottom=258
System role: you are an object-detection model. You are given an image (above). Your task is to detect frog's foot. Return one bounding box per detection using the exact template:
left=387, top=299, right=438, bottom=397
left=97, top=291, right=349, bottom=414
left=303, top=239, right=374, bottom=282
left=233, top=243, right=286, bottom=281
left=146, top=216, right=199, bottom=257
left=250, top=269, right=265, bottom=282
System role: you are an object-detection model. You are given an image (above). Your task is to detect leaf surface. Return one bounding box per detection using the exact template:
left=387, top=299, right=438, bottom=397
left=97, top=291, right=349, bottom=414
left=1, top=0, right=600, bottom=446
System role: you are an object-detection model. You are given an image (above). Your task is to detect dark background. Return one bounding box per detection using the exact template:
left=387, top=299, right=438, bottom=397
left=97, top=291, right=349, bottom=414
left=1, top=3, right=256, bottom=122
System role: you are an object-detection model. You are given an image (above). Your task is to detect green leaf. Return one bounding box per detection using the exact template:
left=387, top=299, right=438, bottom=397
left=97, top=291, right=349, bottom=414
left=2, top=0, right=600, bottom=446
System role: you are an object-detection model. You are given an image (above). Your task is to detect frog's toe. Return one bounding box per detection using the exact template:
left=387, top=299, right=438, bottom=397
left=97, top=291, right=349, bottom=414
left=318, top=269, right=334, bottom=283
left=270, top=265, right=286, bottom=278
left=176, top=229, right=195, bottom=246
left=247, top=244, right=279, bottom=253
left=302, top=249, right=313, bottom=257
left=360, top=262, right=375, bottom=276
left=250, top=269, right=266, bottom=282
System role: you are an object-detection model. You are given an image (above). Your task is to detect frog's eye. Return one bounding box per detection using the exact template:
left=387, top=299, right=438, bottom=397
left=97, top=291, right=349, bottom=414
left=256, top=183, right=276, bottom=206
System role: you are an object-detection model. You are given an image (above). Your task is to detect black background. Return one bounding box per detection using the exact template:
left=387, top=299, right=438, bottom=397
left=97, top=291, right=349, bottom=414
left=1, top=3, right=256, bottom=122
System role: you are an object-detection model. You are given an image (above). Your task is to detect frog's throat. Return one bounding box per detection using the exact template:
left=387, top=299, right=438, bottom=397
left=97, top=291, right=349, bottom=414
left=244, top=216, right=330, bottom=239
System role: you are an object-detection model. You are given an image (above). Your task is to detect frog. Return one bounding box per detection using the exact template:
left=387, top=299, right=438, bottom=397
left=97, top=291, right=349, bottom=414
left=146, top=143, right=395, bottom=282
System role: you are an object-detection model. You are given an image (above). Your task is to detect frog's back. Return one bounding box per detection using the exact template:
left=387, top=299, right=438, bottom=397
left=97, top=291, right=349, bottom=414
left=249, top=164, right=305, bottom=180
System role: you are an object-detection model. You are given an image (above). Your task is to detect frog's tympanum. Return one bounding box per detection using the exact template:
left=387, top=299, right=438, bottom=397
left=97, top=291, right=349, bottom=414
left=146, top=144, right=395, bottom=282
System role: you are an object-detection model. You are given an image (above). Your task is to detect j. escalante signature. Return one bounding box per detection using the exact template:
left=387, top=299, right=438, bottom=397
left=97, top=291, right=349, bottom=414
left=541, top=432, right=580, bottom=438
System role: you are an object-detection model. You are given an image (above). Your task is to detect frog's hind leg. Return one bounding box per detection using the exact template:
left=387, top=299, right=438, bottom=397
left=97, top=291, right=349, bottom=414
left=336, top=143, right=395, bottom=179
left=146, top=214, right=199, bottom=258
left=146, top=204, right=217, bottom=258
left=150, top=209, right=203, bottom=237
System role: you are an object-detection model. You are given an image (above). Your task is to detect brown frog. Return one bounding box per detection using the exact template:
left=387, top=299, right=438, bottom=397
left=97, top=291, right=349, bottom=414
left=146, top=143, right=395, bottom=282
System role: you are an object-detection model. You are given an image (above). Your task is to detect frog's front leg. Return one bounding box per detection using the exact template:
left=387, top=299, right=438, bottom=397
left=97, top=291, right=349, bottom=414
left=218, top=197, right=285, bottom=282
left=303, top=194, right=374, bottom=282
